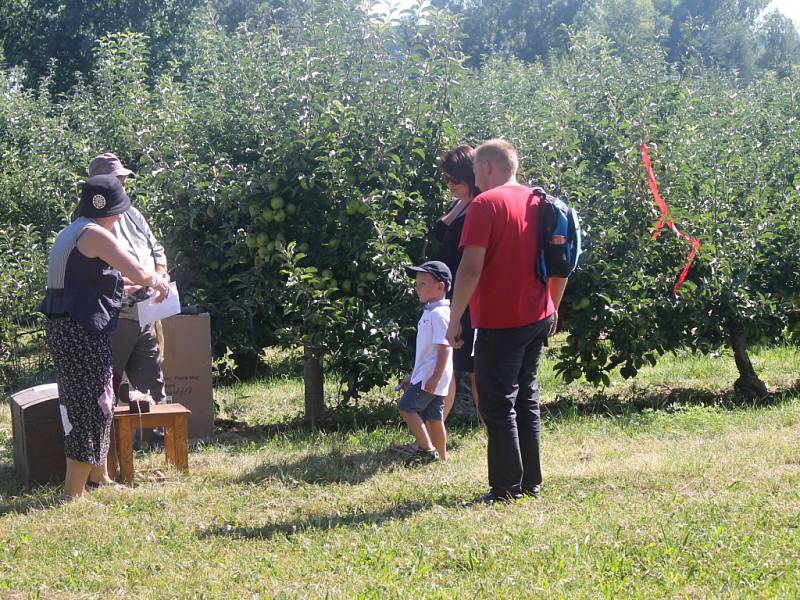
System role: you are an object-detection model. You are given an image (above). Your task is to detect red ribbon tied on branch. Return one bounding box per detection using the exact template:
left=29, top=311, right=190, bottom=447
left=640, top=142, right=700, bottom=295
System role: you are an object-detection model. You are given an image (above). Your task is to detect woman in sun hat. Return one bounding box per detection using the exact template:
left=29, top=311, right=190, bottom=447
left=38, top=174, right=171, bottom=501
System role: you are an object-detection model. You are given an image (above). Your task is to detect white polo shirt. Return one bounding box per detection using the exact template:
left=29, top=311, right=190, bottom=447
left=410, top=299, right=453, bottom=397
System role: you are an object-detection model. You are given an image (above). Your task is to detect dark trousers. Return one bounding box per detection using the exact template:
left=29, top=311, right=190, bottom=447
left=111, top=319, right=166, bottom=402
left=475, top=315, right=553, bottom=496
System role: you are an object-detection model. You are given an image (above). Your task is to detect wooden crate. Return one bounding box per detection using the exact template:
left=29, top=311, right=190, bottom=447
left=10, top=383, right=65, bottom=486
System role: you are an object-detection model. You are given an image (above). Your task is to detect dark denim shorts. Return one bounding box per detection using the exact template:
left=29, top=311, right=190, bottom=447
left=398, top=382, right=445, bottom=422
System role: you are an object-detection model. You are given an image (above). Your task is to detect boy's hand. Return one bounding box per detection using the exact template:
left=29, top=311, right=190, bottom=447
left=423, top=376, right=440, bottom=393
left=395, top=376, right=411, bottom=392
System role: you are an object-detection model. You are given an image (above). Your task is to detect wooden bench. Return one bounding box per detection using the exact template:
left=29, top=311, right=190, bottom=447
left=108, top=403, right=192, bottom=484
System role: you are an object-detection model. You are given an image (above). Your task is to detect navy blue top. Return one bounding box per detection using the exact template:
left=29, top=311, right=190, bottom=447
left=431, top=212, right=467, bottom=300
left=39, top=220, right=123, bottom=335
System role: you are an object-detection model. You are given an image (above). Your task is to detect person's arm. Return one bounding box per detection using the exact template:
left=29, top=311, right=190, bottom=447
left=446, top=245, right=485, bottom=348
left=398, top=374, right=411, bottom=391
left=423, top=344, right=452, bottom=393
left=548, top=276, right=568, bottom=335
left=128, top=208, right=168, bottom=276
left=77, top=227, right=170, bottom=301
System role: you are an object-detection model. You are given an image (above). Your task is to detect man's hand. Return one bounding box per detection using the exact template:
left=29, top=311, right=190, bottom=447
left=549, top=310, right=559, bottom=336
left=423, top=376, right=440, bottom=393
left=151, top=276, right=171, bottom=303
left=446, top=320, right=463, bottom=349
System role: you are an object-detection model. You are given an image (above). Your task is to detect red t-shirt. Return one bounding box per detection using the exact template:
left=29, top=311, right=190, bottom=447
left=458, top=184, right=554, bottom=329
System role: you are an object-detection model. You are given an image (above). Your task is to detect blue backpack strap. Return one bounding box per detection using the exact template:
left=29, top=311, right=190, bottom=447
left=567, top=207, right=582, bottom=271
left=532, top=187, right=550, bottom=281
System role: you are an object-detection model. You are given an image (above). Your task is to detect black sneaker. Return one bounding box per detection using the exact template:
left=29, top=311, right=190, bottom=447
left=404, top=447, right=439, bottom=466
left=474, top=490, right=523, bottom=504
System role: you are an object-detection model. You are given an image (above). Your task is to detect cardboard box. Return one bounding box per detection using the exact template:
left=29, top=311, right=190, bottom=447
left=160, top=313, right=215, bottom=439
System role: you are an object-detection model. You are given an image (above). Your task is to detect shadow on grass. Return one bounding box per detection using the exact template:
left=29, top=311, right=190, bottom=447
left=236, top=446, right=410, bottom=485
left=211, top=399, right=475, bottom=449
left=213, top=399, right=401, bottom=440
left=235, top=431, right=465, bottom=485
left=0, top=464, right=62, bottom=516
left=199, top=496, right=465, bottom=541
left=543, top=380, right=800, bottom=421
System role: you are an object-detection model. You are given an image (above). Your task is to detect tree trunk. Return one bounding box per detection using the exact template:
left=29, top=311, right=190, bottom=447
left=303, top=345, right=326, bottom=425
left=728, top=323, right=768, bottom=399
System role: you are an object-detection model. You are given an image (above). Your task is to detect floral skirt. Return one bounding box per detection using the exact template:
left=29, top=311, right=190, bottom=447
left=47, top=318, right=113, bottom=465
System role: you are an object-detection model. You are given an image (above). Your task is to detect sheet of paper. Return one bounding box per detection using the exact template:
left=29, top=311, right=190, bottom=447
left=137, top=282, right=180, bottom=328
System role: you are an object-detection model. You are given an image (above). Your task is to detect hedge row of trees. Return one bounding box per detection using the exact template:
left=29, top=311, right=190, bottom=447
left=3, top=1, right=798, bottom=92
left=433, top=0, right=800, bottom=78
left=1, top=1, right=798, bottom=414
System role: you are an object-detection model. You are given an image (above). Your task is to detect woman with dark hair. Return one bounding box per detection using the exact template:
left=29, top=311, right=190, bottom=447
left=39, top=174, right=170, bottom=501
left=430, top=145, right=480, bottom=425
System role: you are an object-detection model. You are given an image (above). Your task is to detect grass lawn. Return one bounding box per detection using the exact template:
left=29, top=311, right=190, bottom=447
left=1, top=346, right=799, bottom=598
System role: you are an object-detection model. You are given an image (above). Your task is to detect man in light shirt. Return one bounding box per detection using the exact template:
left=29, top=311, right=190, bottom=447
left=88, top=153, right=169, bottom=405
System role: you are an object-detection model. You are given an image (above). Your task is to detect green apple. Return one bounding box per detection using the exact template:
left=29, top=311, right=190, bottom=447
left=365, top=272, right=377, bottom=282
left=274, top=209, right=286, bottom=223
left=209, top=260, right=220, bottom=270
left=267, top=180, right=279, bottom=193
left=574, top=297, right=591, bottom=310
left=298, top=242, right=310, bottom=253
left=261, top=208, right=274, bottom=222
left=245, top=236, right=258, bottom=248
left=286, top=203, right=297, bottom=215
left=257, top=232, right=269, bottom=246
left=248, top=203, right=260, bottom=217
left=357, top=201, right=369, bottom=215
left=270, top=196, right=285, bottom=210
left=341, top=279, right=352, bottom=293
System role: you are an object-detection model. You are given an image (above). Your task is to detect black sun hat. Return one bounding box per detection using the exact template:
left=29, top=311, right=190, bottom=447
left=405, top=260, right=452, bottom=290
left=77, top=174, right=131, bottom=219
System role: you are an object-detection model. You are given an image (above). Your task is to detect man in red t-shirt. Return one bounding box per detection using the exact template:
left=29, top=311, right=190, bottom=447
left=446, top=139, right=568, bottom=503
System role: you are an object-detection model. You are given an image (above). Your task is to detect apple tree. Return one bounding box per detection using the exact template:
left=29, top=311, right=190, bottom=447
left=143, top=2, right=464, bottom=420
left=456, top=33, right=800, bottom=396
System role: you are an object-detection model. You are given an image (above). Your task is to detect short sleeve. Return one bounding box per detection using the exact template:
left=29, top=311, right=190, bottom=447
left=459, top=196, right=492, bottom=251
left=429, top=309, right=450, bottom=346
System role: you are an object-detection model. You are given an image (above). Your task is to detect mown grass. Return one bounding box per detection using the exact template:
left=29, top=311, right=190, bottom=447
left=1, top=346, right=799, bottom=598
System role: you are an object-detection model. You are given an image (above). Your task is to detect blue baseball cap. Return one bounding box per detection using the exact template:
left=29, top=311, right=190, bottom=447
left=405, top=260, right=452, bottom=290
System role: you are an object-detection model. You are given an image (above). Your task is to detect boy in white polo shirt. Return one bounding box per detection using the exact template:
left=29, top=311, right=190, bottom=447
left=398, top=261, right=453, bottom=464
